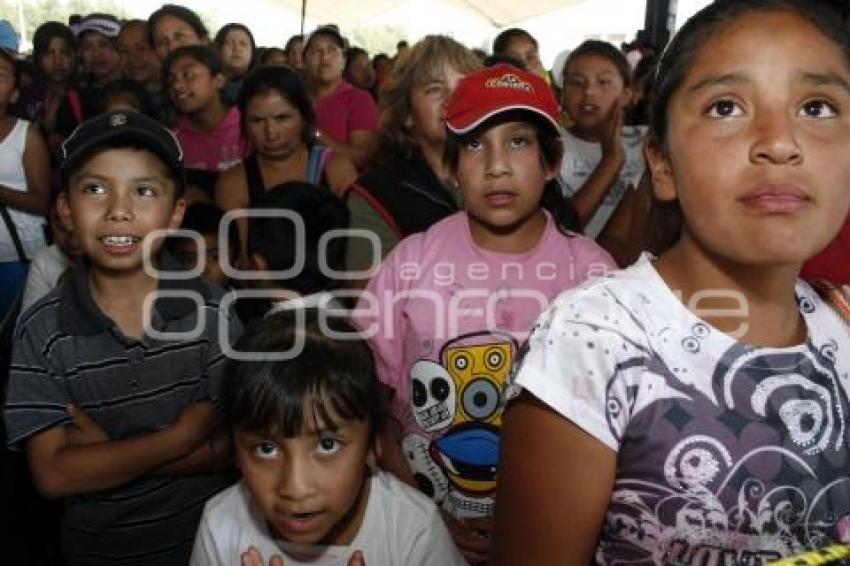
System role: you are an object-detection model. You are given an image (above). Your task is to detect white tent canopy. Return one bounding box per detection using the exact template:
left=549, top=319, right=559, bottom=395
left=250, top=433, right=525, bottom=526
left=275, top=0, right=587, bottom=29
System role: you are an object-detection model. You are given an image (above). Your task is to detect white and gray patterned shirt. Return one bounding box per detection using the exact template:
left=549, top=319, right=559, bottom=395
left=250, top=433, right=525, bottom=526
left=515, top=254, right=850, bottom=565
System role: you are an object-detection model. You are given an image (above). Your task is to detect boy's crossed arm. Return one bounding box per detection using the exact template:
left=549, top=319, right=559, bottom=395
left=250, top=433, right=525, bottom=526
left=26, top=400, right=220, bottom=499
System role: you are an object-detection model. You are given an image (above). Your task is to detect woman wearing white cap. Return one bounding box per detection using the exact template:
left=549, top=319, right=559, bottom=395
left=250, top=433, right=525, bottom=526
left=48, top=13, right=121, bottom=157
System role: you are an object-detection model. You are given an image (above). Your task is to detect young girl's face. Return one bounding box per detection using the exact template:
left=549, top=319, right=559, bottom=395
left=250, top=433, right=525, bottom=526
left=235, top=409, right=373, bottom=546
left=563, top=54, right=629, bottom=136
left=409, top=64, right=465, bottom=150
left=221, top=29, right=252, bottom=77
left=245, top=90, right=305, bottom=160
left=647, top=8, right=850, bottom=267
left=41, top=36, right=75, bottom=84
left=456, top=119, right=555, bottom=235
left=167, top=55, right=223, bottom=115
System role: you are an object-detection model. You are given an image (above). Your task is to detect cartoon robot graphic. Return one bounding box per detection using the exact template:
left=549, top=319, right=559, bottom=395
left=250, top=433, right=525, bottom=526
left=403, top=331, right=517, bottom=517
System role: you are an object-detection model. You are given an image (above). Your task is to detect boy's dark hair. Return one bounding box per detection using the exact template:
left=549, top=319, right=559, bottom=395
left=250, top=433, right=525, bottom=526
left=444, top=111, right=579, bottom=235
left=185, top=168, right=218, bottom=198
left=259, top=47, right=285, bottom=65
left=101, top=78, right=155, bottom=116
left=646, top=0, right=849, bottom=253
left=237, top=65, right=315, bottom=144
left=492, top=28, right=537, bottom=55
left=284, top=34, right=303, bottom=55
left=345, top=46, right=368, bottom=69
left=371, top=53, right=390, bottom=69
left=147, top=4, right=209, bottom=47
left=118, top=19, right=151, bottom=46
left=214, top=22, right=256, bottom=73
left=304, top=26, right=347, bottom=54
left=248, top=182, right=349, bottom=295
left=178, top=201, right=239, bottom=256
left=162, top=44, right=223, bottom=81
left=564, top=39, right=632, bottom=88
left=223, top=308, right=384, bottom=440
left=483, top=53, right=526, bottom=70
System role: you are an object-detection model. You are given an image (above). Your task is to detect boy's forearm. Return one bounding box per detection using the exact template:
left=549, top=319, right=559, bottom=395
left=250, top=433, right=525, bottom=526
left=153, top=431, right=233, bottom=476
left=28, top=425, right=190, bottom=499
left=571, top=154, right=626, bottom=227
left=0, top=184, right=49, bottom=215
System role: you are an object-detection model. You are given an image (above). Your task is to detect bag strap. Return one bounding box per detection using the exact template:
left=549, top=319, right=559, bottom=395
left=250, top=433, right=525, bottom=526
left=306, top=145, right=329, bottom=185
left=810, top=279, right=850, bottom=325
left=0, top=206, right=29, bottom=264
left=344, top=183, right=404, bottom=240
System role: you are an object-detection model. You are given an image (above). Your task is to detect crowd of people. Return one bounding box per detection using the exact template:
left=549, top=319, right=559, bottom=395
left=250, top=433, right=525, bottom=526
left=1, top=0, right=850, bottom=564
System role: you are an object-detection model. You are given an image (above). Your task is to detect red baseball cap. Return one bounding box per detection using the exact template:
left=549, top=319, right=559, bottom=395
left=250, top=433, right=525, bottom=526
left=446, top=63, right=560, bottom=136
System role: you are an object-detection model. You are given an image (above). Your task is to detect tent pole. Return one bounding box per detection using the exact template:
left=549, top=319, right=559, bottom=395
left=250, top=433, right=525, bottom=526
left=643, top=0, right=676, bottom=51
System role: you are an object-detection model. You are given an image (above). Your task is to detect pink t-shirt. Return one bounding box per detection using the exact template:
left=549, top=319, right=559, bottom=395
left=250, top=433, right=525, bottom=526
left=172, top=106, right=248, bottom=172
left=314, top=81, right=379, bottom=144
left=352, top=211, right=615, bottom=519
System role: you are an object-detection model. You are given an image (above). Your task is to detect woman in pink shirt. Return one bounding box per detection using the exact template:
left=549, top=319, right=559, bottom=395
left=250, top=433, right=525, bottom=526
left=353, top=65, right=615, bottom=563
left=304, top=27, right=378, bottom=169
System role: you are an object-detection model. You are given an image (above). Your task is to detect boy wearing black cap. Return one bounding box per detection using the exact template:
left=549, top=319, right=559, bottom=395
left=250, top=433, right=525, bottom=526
left=4, top=111, right=240, bottom=565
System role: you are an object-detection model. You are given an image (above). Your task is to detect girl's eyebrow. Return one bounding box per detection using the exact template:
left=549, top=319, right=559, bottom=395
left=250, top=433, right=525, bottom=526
left=686, top=72, right=749, bottom=95
left=686, top=71, right=850, bottom=96
left=800, top=71, right=850, bottom=94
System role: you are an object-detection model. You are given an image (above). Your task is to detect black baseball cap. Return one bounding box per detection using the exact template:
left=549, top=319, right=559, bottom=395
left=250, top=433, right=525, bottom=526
left=59, top=111, right=185, bottom=192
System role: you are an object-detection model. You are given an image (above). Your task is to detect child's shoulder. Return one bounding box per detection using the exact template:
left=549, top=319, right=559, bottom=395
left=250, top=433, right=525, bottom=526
left=201, top=480, right=249, bottom=524
left=369, top=470, right=440, bottom=521
left=546, top=253, right=670, bottom=324
left=385, top=211, right=467, bottom=261
left=15, top=279, right=67, bottom=339
left=364, top=471, right=464, bottom=564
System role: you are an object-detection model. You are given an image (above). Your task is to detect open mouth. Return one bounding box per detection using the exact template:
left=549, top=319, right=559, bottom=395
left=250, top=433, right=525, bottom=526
left=275, top=510, right=324, bottom=534
left=99, top=235, right=142, bottom=254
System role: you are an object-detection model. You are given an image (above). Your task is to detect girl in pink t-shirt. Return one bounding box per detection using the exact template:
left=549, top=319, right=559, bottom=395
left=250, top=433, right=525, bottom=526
left=353, top=64, right=615, bottom=563
left=164, top=45, right=246, bottom=171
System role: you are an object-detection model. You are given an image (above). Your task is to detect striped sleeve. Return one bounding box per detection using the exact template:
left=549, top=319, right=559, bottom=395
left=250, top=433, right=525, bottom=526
left=4, top=322, right=71, bottom=450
